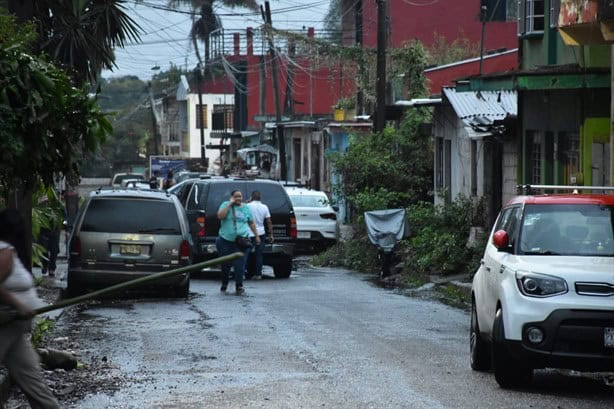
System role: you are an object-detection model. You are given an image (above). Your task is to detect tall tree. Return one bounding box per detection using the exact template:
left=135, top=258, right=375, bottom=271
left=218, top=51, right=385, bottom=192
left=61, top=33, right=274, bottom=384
left=169, top=0, right=258, bottom=68
left=0, top=10, right=112, bottom=268
left=3, top=0, right=141, bottom=85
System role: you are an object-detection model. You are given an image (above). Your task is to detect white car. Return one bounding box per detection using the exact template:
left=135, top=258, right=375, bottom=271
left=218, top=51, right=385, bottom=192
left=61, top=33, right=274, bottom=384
left=284, top=187, right=338, bottom=252
left=471, top=189, right=614, bottom=388
left=111, top=173, right=145, bottom=188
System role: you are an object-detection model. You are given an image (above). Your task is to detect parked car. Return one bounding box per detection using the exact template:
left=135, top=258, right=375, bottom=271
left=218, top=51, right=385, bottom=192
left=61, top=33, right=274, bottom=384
left=124, top=180, right=153, bottom=190
left=284, top=186, right=338, bottom=252
left=67, top=189, right=193, bottom=297
left=174, top=171, right=209, bottom=184
left=111, top=173, right=145, bottom=188
left=169, top=177, right=296, bottom=278
left=471, top=188, right=614, bottom=388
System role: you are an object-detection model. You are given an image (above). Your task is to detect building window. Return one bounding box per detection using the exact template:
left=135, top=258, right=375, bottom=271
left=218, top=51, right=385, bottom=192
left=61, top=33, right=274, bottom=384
left=436, top=138, right=444, bottom=188
left=471, top=140, right=478, bottom=196
left=550, top=0, right=560, bottom=28
left=518, top=0, right=544, bottom=35
left=212, top=105, right=233, bottom=130
left=530, top=133, right=542, bottom=184
left=196, top=104, right=207, bottom=129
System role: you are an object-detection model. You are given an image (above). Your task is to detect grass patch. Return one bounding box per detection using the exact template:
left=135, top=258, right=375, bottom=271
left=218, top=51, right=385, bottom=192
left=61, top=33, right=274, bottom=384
left=435, top=284, right=471, bottom=309
left=31, top=317, right=54, bottom=348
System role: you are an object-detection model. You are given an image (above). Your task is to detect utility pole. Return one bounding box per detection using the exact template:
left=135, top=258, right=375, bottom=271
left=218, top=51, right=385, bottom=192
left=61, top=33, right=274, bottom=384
left=262, top=1, right=287, bottom=180
left=355, top=0, right=364, bottom=115
left=284, top=38, right=296, bottom=115
left=195, top=64, right=207, bottom=169
left=148, top=81, right=160, bottom=156
left=479, top=5, right=487, bottom=76
left=374, top=0, right=387, bottom=132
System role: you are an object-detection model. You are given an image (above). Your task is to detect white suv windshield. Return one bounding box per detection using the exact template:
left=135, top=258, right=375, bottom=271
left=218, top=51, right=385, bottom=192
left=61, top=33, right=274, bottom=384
left=289, top=195, right=329, bottom=208
left=518, top=204, right=614, bottom=256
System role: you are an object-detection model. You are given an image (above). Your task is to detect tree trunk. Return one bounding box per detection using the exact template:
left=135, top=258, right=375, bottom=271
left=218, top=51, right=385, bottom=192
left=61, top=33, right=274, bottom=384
left=7, top=185, right=34, bottom=274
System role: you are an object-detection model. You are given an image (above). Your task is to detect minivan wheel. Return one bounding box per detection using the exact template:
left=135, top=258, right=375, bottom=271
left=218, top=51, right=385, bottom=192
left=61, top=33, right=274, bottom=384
left=492, top=308, right=532, bottom=388
left=65, top=275, right=85, bottom=298
left=470, top=299, right=491, bottom=371
left=273, top=260, right=292, bottom=279
left=172, top=277, right=190, bottom=298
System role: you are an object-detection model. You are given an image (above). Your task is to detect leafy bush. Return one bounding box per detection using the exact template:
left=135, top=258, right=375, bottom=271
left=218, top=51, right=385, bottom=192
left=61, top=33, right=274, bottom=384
left=402, top=196, right=486, bottom=276
left=311, top=234, right=380, bottom=273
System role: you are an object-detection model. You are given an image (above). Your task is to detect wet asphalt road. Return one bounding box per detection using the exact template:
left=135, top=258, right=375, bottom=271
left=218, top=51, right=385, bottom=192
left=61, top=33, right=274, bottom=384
left=59, top=259, right=614, bottom=409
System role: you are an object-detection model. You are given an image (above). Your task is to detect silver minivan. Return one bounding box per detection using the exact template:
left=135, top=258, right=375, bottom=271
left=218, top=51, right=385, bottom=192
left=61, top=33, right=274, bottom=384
left=67, top=189, right=192, bottom=297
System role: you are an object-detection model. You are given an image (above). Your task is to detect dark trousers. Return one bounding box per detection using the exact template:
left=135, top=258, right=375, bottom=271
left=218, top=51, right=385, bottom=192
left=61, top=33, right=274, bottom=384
left=40, top=229, right=60, bottom=273
left=216, top=236, right=250, bottom=287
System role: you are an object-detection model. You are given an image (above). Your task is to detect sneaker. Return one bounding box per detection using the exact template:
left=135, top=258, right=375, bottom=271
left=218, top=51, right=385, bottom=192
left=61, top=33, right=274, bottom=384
left=235, top=286, right=245, bottom=296
left=220, top=284, right=228, bottom=292
left=253, top=275, right=262, bottom=280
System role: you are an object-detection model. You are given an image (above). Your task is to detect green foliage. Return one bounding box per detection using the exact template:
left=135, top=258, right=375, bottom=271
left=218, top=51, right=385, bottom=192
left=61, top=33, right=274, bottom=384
left=31, top=318, right=54, bottom=349
left=426, top=32, right=480, bottom=67
left=389, top=40, right=429, bottom=98
left=35, top=0, right=142, bottom=85
left=323, top=0, right=342, bottom=43
left=401, top=196, right=487, bottom=276
left=334, top=97, right=355, bottom=110
left=0, top=14, right=112, bottom=192
left=329, top=110, right=433, bottom=215
left=31, top=185, right=65, bottom=267
left=311, top=235, right=380, bottom=273
left=436, top=284, right=471, bottom=308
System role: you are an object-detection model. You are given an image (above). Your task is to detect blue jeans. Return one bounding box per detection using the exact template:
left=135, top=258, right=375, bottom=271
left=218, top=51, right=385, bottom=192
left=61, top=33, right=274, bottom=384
left=216, top=236, right=250, bottom=287
left=251, top=235, right=266, bottom=276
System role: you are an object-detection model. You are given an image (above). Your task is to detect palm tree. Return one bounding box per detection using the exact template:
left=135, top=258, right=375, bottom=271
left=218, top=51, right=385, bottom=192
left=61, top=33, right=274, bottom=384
left=1, top=0, right=142, bottom=269
left=170, top=0, right=258, bottom=69
left=4, top=0, right=141, bottom=85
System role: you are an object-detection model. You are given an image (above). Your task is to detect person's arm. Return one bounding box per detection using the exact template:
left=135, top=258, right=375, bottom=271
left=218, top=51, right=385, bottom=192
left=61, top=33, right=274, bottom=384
left=217, top=199, right=236, bottom=220
left=0, top=249, right=33, bottom=317
left=265, top=216, right=274, bottom=242
left=248, top=221, right=261, bottom=244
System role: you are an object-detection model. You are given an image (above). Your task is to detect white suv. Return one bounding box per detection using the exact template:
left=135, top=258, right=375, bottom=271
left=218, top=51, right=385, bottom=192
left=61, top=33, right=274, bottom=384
left=471, top=188, right=614, bottom=388
left=284, top=186, right=338, bottom=252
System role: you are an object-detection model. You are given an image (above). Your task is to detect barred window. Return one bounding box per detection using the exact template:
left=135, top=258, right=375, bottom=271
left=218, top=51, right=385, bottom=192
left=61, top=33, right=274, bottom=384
left=196, top=104, right=208, bottom=129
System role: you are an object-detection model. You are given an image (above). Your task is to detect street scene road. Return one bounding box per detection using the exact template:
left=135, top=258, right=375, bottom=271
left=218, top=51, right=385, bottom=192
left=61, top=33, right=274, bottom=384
left=31, top=260, right=614, bottom=409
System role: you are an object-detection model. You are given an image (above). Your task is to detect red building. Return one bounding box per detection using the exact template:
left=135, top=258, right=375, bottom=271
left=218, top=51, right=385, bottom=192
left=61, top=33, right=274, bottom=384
left=341, top=0, right=517, bottom=52
left=225, top=28, right=354, bottom=130
left=424, top=48, right=518, bottom=95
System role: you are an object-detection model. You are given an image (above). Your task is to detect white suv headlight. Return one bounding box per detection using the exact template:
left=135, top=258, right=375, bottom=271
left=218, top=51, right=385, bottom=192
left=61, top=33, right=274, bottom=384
left=515, top=270, right=568, bottom=297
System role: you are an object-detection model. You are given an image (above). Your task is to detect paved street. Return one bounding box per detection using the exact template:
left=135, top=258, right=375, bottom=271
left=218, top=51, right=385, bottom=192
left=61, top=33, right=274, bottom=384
left=27, top=259, right=613, bottom=409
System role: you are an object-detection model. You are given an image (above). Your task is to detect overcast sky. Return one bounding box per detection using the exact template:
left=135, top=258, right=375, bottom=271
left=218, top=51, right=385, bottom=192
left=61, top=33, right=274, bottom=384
left=102, top=0, right=331, bottom=81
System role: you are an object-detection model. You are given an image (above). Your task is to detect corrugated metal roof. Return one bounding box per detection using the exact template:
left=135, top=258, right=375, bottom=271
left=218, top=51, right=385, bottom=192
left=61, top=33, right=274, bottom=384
left=444, top=88, right=516, bottom=121
left=443, top=88, right=517, bottom=139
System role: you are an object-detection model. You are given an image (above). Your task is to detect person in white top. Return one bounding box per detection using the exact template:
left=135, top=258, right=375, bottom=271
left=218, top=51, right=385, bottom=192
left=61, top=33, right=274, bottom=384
left=0, top=208, right=60, bottom=408
left=247, top=191, right=274, bottom=279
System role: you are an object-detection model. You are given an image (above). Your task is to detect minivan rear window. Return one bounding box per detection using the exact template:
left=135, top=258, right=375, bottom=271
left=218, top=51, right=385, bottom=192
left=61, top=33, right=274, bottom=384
left=80, top=198, right=181, bottom=234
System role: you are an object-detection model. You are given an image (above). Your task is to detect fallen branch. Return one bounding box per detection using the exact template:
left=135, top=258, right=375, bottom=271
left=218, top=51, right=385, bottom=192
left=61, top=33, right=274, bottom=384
left=0, top=252, right=243, bottom=325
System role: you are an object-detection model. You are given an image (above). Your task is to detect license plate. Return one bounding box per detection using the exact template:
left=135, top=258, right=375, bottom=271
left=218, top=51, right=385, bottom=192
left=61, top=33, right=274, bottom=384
left=120, top=244, right=141, bottom=255
left=297, top=231, right=310, bottom=239
left=604, top=328, right=614, bottom=348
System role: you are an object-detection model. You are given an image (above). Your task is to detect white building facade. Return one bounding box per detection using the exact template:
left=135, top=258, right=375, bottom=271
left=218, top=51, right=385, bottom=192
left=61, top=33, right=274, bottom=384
left=176, top=75, right=234, bottom=171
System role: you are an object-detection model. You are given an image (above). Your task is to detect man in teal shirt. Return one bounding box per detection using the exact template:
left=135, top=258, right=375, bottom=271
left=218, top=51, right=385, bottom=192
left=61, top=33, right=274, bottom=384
left=216, top=190, right=260, bottom=295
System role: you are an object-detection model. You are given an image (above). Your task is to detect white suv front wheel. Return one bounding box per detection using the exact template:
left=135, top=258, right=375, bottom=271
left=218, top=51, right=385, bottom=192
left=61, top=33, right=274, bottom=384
left=470, top=299, right=490, bottom=371
left=492, top=308, right=533, bottom=388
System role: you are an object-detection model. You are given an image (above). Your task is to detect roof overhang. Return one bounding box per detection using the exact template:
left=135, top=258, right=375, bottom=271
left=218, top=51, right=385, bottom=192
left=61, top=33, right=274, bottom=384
left=457, top=70, right=610, bottom=92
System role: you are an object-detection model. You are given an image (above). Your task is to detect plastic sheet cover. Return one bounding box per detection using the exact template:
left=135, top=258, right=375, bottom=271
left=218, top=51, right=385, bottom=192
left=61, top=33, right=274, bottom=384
left=364, top=209, right=408, bottom=253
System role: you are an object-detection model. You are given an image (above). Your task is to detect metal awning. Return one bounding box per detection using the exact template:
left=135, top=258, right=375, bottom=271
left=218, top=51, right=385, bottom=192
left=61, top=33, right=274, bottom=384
left=444, top=88, right=517, bottom=139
